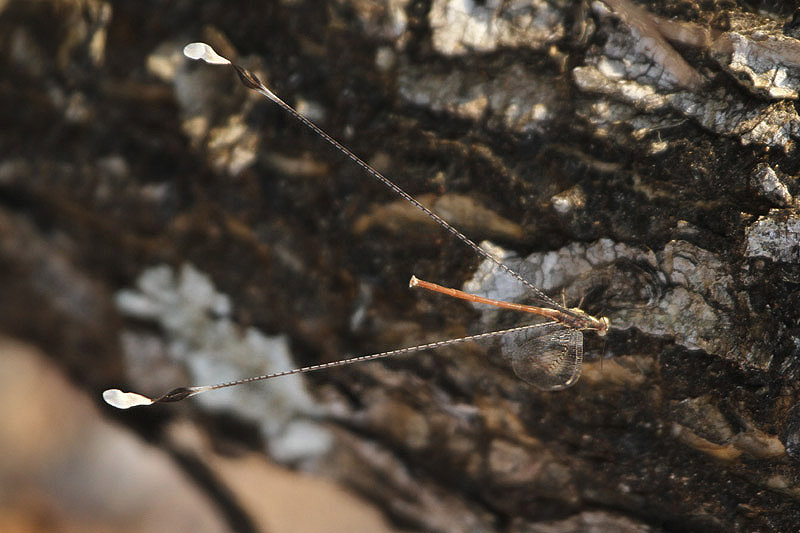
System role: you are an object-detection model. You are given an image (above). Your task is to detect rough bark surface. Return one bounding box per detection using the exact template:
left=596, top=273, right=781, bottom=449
left=2, top=1, right=800, bottom=531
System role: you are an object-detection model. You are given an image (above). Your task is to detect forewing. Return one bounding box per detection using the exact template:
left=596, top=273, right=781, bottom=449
left=507, top=327, right=583, bottom=391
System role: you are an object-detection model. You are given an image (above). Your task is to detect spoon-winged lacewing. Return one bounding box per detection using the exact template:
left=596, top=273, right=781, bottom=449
left=103, top=43, right=609, bottom=410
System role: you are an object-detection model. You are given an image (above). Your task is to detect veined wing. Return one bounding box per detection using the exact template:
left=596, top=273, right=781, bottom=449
left=503, top=324, right=584, bottom=391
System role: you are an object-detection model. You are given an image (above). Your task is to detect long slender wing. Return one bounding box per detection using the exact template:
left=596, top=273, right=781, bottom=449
left=505, top=326, right=584, bottom=391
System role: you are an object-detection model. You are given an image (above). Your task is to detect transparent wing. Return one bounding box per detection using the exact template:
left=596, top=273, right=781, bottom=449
left=504, top=325, right=584, bottom=391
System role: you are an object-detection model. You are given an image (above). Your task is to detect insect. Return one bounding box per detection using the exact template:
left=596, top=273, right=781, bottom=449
left=102, top=43, right=610, bottom=409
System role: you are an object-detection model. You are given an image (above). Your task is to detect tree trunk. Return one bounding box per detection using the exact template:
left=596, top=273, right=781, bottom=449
left=2, top=0, right=799, bottom=531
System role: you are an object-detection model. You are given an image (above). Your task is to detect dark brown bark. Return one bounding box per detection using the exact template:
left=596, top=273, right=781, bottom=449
left=2, top=1, right=800, bottom=531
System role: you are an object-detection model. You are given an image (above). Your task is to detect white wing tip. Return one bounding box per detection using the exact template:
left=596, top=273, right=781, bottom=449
left=183, top=42, right=231, bottom=65
left=103, top=389, right=154, bottom=409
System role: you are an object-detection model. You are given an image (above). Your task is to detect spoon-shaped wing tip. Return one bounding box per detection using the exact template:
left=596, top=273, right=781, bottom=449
left=183, top=42, right=230, bottom=65
left=102, top=389, right=154, bottom=409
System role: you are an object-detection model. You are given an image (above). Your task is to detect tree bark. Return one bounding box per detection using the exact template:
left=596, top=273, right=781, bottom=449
left=2, top=0, right=799, bottom=531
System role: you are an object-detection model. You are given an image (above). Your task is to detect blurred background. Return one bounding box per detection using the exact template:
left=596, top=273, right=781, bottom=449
left=3, top=0, right=800, bottom=532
